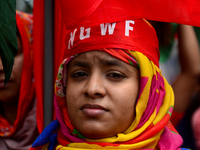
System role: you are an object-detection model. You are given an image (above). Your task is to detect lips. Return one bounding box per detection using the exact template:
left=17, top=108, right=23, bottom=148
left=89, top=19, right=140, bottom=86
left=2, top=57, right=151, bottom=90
left=80, top=103, right=108, bottom=117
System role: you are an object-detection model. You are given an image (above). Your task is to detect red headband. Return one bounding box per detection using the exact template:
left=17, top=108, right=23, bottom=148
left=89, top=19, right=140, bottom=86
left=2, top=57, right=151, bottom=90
left=59, top=0, right=160, bottom=67
left=64, top=19, right=160, bottom=67
left=59, top=0, right=200, bottom=67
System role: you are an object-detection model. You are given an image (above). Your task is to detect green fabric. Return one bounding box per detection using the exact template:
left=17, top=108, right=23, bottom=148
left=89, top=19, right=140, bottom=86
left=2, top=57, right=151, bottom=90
left=0, top=0, right=17, bottom=84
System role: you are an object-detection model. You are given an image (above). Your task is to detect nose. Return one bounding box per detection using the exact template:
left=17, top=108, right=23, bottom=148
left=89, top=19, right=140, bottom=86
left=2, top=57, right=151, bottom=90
left=84, top=72, right=106, bottom=98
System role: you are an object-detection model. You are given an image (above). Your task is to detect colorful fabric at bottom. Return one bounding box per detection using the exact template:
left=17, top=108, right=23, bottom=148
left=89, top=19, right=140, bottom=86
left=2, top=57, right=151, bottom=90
left=31, top=50, right=186, bottom=150
left=30, top=120, right=190, bottom=150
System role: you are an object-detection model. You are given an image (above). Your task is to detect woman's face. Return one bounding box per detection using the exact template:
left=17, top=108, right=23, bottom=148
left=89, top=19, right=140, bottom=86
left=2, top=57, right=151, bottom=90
left=0, top=35, right=23, bottom=105
left=66, top=51, right=139, bottom=139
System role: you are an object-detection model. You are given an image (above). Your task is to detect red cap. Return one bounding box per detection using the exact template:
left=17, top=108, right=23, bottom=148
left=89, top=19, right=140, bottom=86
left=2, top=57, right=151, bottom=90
left=59, top=0, right=160, bottom=67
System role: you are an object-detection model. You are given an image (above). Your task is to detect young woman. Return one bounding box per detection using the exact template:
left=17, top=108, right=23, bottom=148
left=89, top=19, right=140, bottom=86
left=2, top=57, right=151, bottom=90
left=29, top=15, right=188, bottom=149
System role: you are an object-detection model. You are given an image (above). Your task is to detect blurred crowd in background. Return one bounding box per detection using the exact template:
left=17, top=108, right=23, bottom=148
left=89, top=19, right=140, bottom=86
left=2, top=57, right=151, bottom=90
left=16, top=0, right=33, bottom=14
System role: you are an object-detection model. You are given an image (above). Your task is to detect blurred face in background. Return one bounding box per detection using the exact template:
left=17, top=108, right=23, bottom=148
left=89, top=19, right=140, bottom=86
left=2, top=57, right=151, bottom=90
left=0, top=35, right=23, bottom=105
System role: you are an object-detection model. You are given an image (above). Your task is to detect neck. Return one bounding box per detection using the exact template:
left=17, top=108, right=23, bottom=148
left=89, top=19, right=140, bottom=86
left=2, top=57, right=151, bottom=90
left=1, top=103, right=18, bottom=125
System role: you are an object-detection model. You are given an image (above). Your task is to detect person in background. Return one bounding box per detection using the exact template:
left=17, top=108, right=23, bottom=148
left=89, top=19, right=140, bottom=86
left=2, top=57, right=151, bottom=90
left=172, top=24, right=200, bottom=150
left=151, top=21, right=200, bottom=150
left=0, top=11, right=39, bottom=150
left=172, top=24, right=200, bottom=115
left=192, top=94, right=200, bottom=150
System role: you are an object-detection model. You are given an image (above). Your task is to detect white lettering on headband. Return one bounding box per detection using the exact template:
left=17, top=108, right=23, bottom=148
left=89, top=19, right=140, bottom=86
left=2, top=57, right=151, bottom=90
left=68, top=20, right=135, bottom=50
left=68, top=28, right=77, bottom=49
left=125, top=20, right=135, bottom=36
left=80, top=27, right=91, bottom=40
left=100, top=22, right=116, bottom=35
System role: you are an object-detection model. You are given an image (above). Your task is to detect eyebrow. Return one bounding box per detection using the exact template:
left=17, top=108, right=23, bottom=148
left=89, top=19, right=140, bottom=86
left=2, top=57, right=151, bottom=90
left=69, top=58, right=130, bottom=71
left=99, top=59, right=124, bottom=67
left=69, top=60, right=90, bottom=68
left=98, top=59, right=132, bottom=72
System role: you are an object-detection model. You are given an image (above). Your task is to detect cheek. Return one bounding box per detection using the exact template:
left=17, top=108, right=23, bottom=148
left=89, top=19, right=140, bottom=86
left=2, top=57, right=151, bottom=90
left=116, top=94, right=136, bottom=115
left=111, top=84, right=139, bottom=104
left=66, top=83, right=82, bottom=111
left=66, top=86, right=82, bottom=126
left=66, top=88, right=75, bottom=106
left=110, top=82, right=139, bottom=115
left=12, top=55, right=23, bottom=81
left=66, top=90, right=76, bottom=119
left=113, top=92, right=136, bottom=129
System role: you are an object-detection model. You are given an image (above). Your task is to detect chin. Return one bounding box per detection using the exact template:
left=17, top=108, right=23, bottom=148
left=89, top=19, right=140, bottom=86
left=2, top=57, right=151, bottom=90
left=83, top=132, right=111, bottom=139
left=72, top=121, right=119, bottom=139
left=79, top=128, right=116, bottom=139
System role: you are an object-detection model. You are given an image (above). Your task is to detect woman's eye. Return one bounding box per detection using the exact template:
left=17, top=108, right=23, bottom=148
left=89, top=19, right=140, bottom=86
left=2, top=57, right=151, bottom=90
left=72, top=72, right=88, bottom=78
left=107, top=73, right=125, bottom=79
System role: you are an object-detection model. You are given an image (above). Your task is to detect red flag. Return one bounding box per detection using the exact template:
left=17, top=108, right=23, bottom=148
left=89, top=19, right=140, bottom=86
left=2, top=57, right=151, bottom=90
left=59, top=0, right=200, bottom=29
left=53, top=0, right=68, bottom=120
left=33, top=0, right=67, bottom=131
left=33, top=0, right=44, bottom=133
left=54, top=0, right=67, bottom=81
left=33, top=0, right=200, bottom=132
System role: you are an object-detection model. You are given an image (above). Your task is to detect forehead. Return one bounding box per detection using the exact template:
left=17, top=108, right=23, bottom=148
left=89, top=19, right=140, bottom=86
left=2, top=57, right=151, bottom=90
left=68, top=50, right=139, bottom=74
left=69, top=51, right=126, bottom=67
left=75, top=51, right=116, bottom=61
